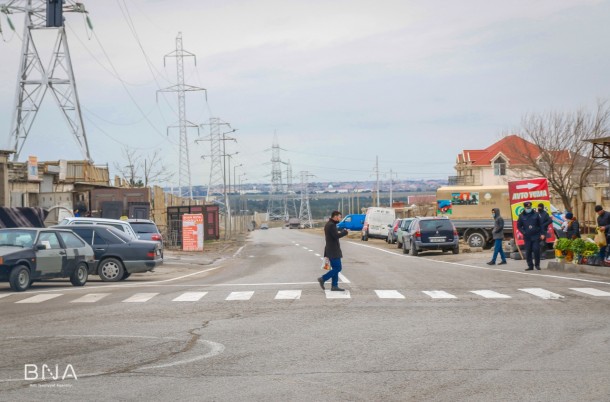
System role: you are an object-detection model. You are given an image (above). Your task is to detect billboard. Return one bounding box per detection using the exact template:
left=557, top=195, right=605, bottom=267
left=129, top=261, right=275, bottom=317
left=508, top=178, right=556, bottom=247
left=27, top=156, right=38, bottom=181
left=182, top=213, right=204, bottom=251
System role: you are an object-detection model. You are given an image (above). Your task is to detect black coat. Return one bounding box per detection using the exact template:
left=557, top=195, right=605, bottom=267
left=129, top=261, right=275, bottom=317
left=517, top=210, right=543, bottom=240
left=565, top=219, right=580, bottom=239
left=324, top=219, right=348, bottom=259
left=538, top=210, right=552, bottom=232
left=597, top=211, right=610, bottom=239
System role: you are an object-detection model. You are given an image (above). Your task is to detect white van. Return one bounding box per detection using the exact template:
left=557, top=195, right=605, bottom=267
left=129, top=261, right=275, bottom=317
left=57, top=217, right=138, bottom=240
left=362, top=207, right=396, bottom=241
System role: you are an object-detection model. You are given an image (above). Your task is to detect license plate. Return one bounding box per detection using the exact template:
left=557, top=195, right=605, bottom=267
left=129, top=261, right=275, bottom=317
left=429, top=237, right=446, bottom=243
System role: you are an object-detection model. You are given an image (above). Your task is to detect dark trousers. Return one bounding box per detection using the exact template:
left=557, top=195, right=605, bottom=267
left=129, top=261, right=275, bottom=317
left=322, top=258, right=342, bottom=287
left=524, top=238, right=540, bottom=268
left=491, top=239, right=506, bottom=263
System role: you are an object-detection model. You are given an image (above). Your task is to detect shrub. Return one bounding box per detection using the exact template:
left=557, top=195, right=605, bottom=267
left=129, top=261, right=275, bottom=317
left=569, top=238, right=587, bottom=256
left=554, top=238, right=572, bottom=251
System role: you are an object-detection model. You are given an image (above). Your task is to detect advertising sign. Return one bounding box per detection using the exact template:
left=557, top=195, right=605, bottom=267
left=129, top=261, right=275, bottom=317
left=182, top=213, right=204, bottom=251
left=508, top=178, right=556, bottom=246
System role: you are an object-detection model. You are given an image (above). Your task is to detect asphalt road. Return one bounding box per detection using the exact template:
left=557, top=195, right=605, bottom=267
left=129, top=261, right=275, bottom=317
left=0, top=228, right=609, bottom=401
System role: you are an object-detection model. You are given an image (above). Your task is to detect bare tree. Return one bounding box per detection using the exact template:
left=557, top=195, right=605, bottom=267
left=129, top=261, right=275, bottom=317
left=514, top=100, right=610, bottom=213
left=114, top=148, right=174, bottom=188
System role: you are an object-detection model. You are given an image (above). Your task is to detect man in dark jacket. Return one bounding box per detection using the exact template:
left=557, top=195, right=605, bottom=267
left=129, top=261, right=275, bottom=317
left=595, top=205, right=610, bottom=258
left=318, top=211, right=348, bottom=291
left=487, top=208, right=507, bottom=265
left=517, top=201, right=544, bottom=271
left=537, top=203, right=553, bottom=258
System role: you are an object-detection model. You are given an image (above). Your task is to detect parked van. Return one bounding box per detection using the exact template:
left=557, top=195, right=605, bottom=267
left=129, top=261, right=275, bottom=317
left=57, top=217, right=138, bottom=240
left=361, top=207, right=396, bottom=241
left=337, top=214, right=365, bottom=231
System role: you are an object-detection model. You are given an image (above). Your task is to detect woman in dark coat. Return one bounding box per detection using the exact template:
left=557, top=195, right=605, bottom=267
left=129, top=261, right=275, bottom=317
left=564, top=212, right=580, bottom=240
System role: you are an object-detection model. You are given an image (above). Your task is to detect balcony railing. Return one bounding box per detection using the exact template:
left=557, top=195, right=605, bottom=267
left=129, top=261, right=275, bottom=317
left=448, top=175, right=479, bottom=186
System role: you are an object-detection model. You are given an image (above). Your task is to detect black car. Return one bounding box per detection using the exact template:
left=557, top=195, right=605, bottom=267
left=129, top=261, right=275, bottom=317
left=53, top=225, right=163, bottom=282
left=127, top=219, right=164, bottom=256
left=402, top=217, right=459, bottom=256
left=0, top=228, right=95, bottom=292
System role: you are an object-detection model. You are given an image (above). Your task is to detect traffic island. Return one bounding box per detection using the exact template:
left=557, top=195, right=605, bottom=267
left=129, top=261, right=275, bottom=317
left=547, top=261, right=610, bottom=277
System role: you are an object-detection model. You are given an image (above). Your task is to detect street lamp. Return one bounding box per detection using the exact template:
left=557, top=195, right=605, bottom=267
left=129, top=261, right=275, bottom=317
left=233, top=163, right=243, bottom=195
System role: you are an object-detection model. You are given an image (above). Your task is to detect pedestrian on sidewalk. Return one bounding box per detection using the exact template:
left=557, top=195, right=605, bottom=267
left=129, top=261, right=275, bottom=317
left=537, top=203, right=552, bottom=259
left=318, top=211, right=348, bottom=292
left=564, top=212, right=581, bottom=239
left=595, top=205, right=610, bottom=258
left=517, top=201, right=543, bottom=271
left=487, top=208, right=507, bottom=266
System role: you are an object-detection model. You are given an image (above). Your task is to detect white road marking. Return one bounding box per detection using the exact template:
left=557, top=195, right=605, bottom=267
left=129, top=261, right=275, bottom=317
left=16, top=294, right=63, bottom=304
left=338, top=273, right=351, bottom=283
left=233, top=246, right=245, bottom=257
left=122, top=293, right=159, bottom=303
left=302, top=246, right=308, bottom=250
left=519, top=288, right=564, bottom=300
left=226, top=291, right=254, bottom=301
left=325, top=290, right=351, bottom=299
left=347, top=241, right=610, bottom=286
left=315, top=253, right=321, bottom=257
left=0, top=294, right=12, bottom=300
left=470, top=290, right=511, bottom=299
left=308, top=250, right=314, bottom=252
left=570, top=288, right=610, bottom=297
left=295, top=244, right=300, bottom=246
left=172, top=292, right=208, bottom=302
left=375, top=290, right=405, bottom=299
left=422, top=290, right=457, bottom=299
left=275, top=290, right=302, bottom=300
left=71, top=293, right=110, bottom=303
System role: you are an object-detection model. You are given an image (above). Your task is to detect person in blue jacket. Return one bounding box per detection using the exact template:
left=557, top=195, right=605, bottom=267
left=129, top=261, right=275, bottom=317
left=517, top=201, right=544, bottom=271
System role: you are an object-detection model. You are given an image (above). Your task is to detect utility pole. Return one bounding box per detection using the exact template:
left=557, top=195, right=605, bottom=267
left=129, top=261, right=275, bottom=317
left=2, top=0, right=92, bottom=161
left=375, top=156, right=380, bottom=207
left=389, top=169, right=398, bottom=208
left=298, top=171, right=313, bottom=228
left=268, top=133, right=287, bottom=221
left=158, top=32, right=205, bottom=199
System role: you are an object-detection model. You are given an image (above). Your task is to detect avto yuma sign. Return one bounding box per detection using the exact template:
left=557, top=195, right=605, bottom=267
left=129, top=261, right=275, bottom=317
left=508, top=178, right=556, bottom=247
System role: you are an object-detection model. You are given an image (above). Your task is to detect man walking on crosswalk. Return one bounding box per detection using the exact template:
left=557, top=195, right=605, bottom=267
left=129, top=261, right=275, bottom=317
left=318, top=211, right=348, bottom=292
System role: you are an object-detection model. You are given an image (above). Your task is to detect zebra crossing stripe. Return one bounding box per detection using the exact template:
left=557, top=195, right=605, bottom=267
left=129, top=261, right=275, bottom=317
left=375, top=290, right=405, bottom=299
left=325, top=290, right=351, bottom=299
left=71, top=293, right=110, bottom=303
left=570, top=288, right=610, bottom=297
left=172, top=292, right=208, bottom=302
left=422, top=290, right=457, bottom=299
left=519, top=288, right=564, bottom=300
left=470, top=290, right=511, bottom=299
left=275, top=290, right=302, bottom=300
left=16, top=294, right=63, bottom=304
left=122, top=293, right=159, bottom=303
left=226, top=291, right=254, bottom=301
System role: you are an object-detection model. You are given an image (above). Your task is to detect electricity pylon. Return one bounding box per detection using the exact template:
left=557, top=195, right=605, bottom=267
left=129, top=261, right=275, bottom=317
left=267, top=133, right=287, bottom=220
left=298, top=171, right=313, bottom=228
left=1, top=0, right=92, bottom=161
left=157, top=32, right=205, bottom=199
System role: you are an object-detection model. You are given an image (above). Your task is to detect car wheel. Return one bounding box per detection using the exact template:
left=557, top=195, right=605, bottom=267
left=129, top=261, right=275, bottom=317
left=397, top=240, right=402, bottom=249
left=467, top=232, right=485, bottom=248
left=70, top=263, right=88, bottom=286
left=402, top=241, right=408, bottom=254
left=362, top=231, right=369, bottom=241
left=409, top=242, right=419, bottom=256
left=121, top=271, right=131, bottom=280
left=453, top=246, right=459, bottom=255
left=9, top=265, right=31, bottom=292
left=98, top=258, right=125, bottom=282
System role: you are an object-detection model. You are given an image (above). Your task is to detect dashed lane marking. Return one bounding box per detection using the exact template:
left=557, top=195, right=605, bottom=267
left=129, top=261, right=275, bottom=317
left=172, top=292, right=208, bottom=302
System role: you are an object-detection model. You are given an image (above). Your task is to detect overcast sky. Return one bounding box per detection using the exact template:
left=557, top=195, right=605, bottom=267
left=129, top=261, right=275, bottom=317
left=0, top=0, right=609, bottom=188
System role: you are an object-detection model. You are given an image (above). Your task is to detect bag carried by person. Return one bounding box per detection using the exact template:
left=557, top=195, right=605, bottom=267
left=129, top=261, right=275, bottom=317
left=321, top=257, right=331, bottom=270
left=594, top=229, right=607, bottom=247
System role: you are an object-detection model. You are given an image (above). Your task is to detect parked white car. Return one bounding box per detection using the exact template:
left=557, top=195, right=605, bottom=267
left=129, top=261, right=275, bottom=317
left=362, top=207, right=396, bottom=241
left=57, top=217, right=138, bottom=240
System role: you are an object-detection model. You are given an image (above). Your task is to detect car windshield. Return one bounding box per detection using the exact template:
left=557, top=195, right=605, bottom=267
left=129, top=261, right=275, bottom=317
left=0, top=229, right=37, bottom=247
left=129, top=223, right=158, bottom=234
left=419, top=220, right=452, bottom=231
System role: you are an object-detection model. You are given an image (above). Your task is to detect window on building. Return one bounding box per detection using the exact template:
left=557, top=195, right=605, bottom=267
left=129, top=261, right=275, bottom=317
left=494, top=157, right=506, bottom=176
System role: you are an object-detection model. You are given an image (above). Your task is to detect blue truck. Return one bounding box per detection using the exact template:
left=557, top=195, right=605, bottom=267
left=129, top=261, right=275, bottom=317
left=337, top=214, right=366, bottom=231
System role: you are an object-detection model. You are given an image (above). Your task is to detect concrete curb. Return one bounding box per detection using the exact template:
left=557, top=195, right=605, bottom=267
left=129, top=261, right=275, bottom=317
left=547, top=261, right=610, bottom=277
